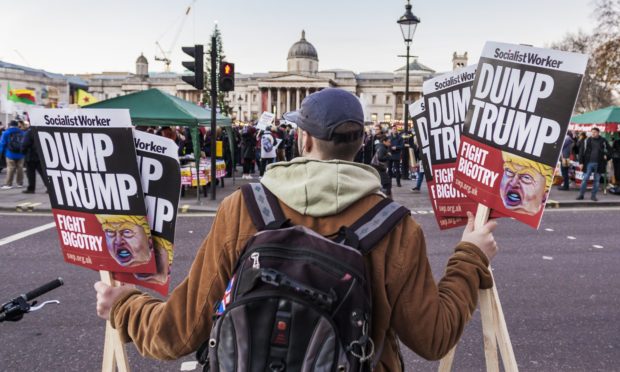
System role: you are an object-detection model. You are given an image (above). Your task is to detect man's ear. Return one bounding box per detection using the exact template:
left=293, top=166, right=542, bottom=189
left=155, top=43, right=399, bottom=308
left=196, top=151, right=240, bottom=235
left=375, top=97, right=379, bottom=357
left=303, top=131, right=313, bottom=153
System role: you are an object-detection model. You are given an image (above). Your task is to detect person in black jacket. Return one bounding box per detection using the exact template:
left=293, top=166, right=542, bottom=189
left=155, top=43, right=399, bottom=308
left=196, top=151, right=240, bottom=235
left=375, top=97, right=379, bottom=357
left=374, top=135, right=392, bottom=197
left=241, top=126, right=257, bottom=179
left=388, top=128, right=403, bottom=187
left=20, top=127, right=46, bottom=193
left=611, top=133, right=620, bottom=186
left=577, top=127, right=611, bottom=201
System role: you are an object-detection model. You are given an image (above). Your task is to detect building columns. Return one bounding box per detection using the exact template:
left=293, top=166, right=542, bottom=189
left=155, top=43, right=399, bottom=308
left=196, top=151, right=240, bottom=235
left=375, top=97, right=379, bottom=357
left=276, top=88, right=281, bottom=117
left=295, top=88, right=301, bottom=110
left=286, top=88, right=291, bottom=113
left=247, top=90, right=252, bottom=121
left=267, top=89, right=272, bottom=113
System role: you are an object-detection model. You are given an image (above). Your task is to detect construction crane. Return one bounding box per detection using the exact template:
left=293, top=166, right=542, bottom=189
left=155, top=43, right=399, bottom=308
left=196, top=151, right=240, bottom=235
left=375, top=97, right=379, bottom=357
left=154, top=0, right=197, bottom=72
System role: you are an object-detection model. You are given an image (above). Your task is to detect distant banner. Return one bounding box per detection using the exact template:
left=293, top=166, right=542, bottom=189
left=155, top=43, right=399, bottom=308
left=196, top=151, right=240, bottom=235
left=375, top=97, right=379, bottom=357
left=421, top=65, right=479, bottom=218
left=256, top=111, right=275, bottom=130
left=410, top=99, right=466, bottom=230
left=113, top=131, right=181, bottom=296
left=30, top=109, right=156, bottom=274
left=454, top=42, right=588, bottom=228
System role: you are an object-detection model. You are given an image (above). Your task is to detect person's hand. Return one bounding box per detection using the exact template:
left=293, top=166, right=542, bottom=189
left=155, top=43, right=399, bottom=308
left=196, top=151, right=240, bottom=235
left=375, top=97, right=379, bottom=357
left=461, top=211, right=498, bottom=261
left=94, top=281, right=135, bottom=320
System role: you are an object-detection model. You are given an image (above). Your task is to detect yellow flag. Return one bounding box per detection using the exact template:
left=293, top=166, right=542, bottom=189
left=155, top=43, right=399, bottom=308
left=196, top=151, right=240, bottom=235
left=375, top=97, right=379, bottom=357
left=76, top=89, right=98, bottom=106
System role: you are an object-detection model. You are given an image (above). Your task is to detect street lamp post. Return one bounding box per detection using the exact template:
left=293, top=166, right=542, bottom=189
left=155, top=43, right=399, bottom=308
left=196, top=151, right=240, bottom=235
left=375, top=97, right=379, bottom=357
left=397, top=0, right=420, bottom=178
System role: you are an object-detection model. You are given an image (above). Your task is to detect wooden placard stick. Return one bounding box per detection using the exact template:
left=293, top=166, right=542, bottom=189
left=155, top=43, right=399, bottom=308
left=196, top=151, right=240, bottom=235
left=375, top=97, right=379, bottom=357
left=439, top=204, right=517, bottom=371
left=489, top=269, right=518, bottom=371
left=100, top=270, right=131, bottom=372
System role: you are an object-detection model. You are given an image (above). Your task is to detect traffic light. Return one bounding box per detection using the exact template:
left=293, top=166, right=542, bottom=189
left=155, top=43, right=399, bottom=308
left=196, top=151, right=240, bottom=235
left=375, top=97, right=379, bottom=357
left=219, top=62, right=235, bottom=91
left=181, top=44, right=204, bottom=90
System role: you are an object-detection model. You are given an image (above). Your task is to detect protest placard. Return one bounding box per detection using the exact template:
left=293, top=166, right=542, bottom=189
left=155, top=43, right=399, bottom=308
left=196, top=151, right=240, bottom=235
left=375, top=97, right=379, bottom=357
left=112, top=131, right=181, bottom=296
left=256, top=111, right=275, bottom=130
left=454, top=42, right=588, bottom=228
left=30, top=108, right=156, bottom=274
left=410, top=99, right=466, bottom=230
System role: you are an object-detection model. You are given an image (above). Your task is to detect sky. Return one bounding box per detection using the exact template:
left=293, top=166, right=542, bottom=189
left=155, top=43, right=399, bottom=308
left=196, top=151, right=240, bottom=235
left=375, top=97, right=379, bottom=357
left=0, top=0, right=596, bottom=76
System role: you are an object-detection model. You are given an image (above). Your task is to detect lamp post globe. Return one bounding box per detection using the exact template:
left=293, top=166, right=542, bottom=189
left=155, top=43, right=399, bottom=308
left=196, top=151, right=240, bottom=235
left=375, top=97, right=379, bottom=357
left=397, top=0, right=420, bottom=179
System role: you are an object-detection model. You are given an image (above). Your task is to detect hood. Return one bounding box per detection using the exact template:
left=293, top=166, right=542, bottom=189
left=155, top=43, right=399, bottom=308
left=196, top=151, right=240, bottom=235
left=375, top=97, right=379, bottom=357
left=261, top=157, right=382, bottom=217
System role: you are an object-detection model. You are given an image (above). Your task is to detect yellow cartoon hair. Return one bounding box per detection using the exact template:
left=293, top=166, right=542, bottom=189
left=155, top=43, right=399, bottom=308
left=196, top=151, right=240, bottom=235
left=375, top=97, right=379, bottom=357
left=502, top=152, right=554, bottom=190
left=153, top=236, right=174, bottom=263
left=95, top=215, right=151, bottom=235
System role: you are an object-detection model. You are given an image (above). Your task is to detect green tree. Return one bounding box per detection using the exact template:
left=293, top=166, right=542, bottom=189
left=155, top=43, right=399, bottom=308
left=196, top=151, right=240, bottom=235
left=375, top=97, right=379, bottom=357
left=203, top=24, right=232, bottom=116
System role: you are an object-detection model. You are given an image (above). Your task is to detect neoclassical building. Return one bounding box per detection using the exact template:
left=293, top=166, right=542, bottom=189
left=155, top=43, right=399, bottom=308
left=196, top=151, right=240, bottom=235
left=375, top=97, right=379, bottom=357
left=228, top=31, right=467, bottom=123
left=78, top=53, right=202, bottom=103
left=75, top=31, right=468, bottom=124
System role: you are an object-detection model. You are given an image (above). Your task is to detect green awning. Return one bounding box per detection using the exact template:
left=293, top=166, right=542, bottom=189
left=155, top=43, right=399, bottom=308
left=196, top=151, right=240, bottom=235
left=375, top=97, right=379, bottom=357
left=85, top=88, right=231, bottom=127
left=570, top=106, right=620, bottom=124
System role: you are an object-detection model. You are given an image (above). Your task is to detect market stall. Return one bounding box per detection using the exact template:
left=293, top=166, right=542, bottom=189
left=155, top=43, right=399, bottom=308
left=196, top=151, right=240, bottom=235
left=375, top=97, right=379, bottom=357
left=85, top=89, right=234, bottom=200
left=558, top=106, right=620, bottom=190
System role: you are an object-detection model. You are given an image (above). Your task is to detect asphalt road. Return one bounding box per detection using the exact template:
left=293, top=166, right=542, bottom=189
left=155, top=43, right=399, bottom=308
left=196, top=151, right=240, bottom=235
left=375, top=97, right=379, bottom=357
left=0, top=207, right=618, bottom=371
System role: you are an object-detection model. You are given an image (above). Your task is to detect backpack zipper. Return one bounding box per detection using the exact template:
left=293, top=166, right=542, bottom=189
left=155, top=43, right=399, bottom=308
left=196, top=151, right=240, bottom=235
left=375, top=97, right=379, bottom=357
left=239, top=244, right=365, bottom=283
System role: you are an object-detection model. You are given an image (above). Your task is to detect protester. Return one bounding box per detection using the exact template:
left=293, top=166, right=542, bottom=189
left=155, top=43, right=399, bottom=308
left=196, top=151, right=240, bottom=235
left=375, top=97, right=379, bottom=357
left=258, top=125, right=276, bottom=176
left=558, top=131, right=574, bottom=190
left=412, top=142, right=425, bottom=192
left=20, top=125, right=46, bottom=193
left=374, top=135, right=392, bottom=197
left=240, top=125, right=256, bottom=179
left=0, top=121, right=5, bottom=174
left=574, top=132, right=587, bottom=162
left=0, top=120, right=26, bottom=189
left=611, top=133, right=620, bottom=186
left=388, top=127, right=403, bottom=187
left=577, top=127, right=612, bottom=201
left=95, top=88, right=498, bottom=371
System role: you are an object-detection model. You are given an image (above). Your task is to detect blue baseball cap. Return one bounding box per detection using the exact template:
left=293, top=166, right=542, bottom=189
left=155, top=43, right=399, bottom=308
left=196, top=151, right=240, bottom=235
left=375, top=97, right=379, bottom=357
left=283, top=88, right=364, bottom=140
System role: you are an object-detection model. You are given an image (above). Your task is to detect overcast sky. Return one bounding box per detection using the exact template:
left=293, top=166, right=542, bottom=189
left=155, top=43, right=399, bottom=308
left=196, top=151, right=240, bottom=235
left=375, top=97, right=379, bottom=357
left=1, top=0, right=596, bottom=76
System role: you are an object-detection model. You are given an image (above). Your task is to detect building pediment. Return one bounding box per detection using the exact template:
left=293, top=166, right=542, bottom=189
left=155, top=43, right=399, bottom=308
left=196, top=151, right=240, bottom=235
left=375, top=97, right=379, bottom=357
left=263, top=73, right=330, bottom=83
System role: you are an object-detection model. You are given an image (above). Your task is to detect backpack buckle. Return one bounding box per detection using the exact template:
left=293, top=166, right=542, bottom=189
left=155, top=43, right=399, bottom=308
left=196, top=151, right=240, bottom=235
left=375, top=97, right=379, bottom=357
left=261, top=269, right=281, bottom=286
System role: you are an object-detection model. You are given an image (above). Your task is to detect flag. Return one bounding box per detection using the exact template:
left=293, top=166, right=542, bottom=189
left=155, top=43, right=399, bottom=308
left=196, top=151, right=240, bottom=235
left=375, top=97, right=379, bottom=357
left=8, top=83, right=36, bottom=105
left=76, top=89, right=98, bottom=106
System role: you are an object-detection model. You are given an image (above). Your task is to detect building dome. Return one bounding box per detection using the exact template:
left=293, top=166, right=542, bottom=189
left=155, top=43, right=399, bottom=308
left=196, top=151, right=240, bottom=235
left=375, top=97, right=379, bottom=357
left=136, top=53, right=148, bottom=65
left=287, top=30, right=318, bottom=61
left=136, top=53, right=149, bottom=78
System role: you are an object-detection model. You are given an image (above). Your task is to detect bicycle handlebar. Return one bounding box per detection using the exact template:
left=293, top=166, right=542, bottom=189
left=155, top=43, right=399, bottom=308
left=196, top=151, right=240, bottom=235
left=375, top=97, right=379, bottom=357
left=0, top=277, right=64, bottom=322
left=24, top=278, right=64, bottom=302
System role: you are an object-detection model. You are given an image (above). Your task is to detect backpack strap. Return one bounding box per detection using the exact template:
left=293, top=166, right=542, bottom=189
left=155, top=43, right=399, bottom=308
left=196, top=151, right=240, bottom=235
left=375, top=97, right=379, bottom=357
left=241, top=183, right=288, bottom=231
left=337, top=198, right=410, bottom=254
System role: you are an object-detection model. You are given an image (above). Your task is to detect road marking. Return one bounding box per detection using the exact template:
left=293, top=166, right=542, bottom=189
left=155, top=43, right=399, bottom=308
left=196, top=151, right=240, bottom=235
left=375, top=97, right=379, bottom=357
left=410, top=209, right=434, bottom=215
left=0, top=222, right=56, bottom=247
left=180, top=205, right=190, bottom=213
left=593, top=245, right=604, bottom=249
left=544, top=228, right=554, bottom=232
left=180, top=361, right=198, bottom=371
left=0, top=212, right=53, bottom=217
left=543, top=256, right=553, bottom=260
left=546, top=199, right=560, bottom=208
left=567, top=236, right=576, bottom=240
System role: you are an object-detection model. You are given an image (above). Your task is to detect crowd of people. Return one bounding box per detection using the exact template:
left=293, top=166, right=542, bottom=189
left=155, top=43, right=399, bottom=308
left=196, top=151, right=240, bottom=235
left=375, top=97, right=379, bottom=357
left=557, top=128, right=620, bottom=200
left=0, top=118, right=45, bottom=193
left=2, top=114, right=619, bottom=201
left=134, top=120, right=424, bottom=198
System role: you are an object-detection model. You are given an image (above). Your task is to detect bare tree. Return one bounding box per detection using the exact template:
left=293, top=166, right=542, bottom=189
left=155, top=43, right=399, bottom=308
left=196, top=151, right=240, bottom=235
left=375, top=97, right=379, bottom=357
left=551, top=0, right=620, bottom=112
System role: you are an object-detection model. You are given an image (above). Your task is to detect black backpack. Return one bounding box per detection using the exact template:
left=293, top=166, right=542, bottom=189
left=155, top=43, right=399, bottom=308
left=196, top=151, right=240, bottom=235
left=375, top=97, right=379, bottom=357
left=8, top=131, right=24, bottom=154
left=196, top=183, right=410, bottom=372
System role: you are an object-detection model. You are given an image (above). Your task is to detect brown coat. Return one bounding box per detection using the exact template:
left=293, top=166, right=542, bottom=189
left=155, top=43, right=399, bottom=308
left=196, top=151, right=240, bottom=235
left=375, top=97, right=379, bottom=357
left=110, top=191, right=492, bottom=371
